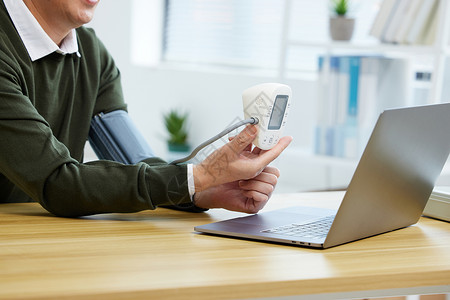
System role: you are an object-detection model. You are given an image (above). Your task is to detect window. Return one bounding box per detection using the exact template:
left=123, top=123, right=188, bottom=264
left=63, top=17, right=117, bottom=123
left=163, top=0, right=285, bottom=69
left=145, top=0, right=383, bottom=72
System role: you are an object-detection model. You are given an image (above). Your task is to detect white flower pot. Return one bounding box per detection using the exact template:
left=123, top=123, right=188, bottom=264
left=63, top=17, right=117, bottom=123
left=329, top=16, right=355, bottom=41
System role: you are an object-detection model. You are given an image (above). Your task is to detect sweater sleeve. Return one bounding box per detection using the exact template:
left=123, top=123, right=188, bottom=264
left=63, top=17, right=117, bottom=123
left=0, top=100, right=192, bottom=217
left=0, top=98, right=192, bottom=217
left=0, top=32, right=193, bottom=217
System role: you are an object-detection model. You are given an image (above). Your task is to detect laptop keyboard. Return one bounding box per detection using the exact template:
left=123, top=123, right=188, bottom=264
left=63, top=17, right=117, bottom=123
left=261, top=215, right=335, bottom=239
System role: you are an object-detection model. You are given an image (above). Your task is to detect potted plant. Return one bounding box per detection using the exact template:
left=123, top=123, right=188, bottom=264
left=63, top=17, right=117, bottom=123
left=329, top=0, right=355, bottom=41
left=163, top=109, right=191, bottom=160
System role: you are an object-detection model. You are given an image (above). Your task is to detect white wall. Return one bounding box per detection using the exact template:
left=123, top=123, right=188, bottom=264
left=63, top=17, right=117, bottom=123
left=88, top=2, right=317, bottom=160
left=86, top=1, right=450, bottom=192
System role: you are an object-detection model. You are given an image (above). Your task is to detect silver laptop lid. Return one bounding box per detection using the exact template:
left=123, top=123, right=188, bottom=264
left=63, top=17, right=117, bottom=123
left=324, top=103, right=450, bottom=248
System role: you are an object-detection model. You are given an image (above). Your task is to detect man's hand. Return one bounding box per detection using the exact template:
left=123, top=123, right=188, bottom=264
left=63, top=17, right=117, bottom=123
left=193, top=166, right=280, bottom=213
left=193, top=125, right=292, bottom=192
left=191, top=124, right=292, bottom=213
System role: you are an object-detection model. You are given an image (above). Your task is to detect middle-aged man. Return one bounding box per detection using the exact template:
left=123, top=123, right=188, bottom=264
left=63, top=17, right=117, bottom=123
left=0, top=0, right=293, bottom=217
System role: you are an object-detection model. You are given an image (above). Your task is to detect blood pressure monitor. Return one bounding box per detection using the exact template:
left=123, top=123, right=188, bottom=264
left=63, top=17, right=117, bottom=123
left=242, top=83, right=292, bottom=150
left=168, top=82, right=292, bottom=164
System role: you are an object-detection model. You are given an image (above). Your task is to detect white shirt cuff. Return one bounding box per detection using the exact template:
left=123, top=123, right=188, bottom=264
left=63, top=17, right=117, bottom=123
left=187, top=163, right=195, bottom=200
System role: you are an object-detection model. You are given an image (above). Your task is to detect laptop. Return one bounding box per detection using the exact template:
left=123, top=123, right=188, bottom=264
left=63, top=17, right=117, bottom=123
left=194, top=103, right=450, bottom=248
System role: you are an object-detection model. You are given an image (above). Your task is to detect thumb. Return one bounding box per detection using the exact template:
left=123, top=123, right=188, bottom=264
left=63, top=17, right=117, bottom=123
left=228, top=125, right=257, bottom=154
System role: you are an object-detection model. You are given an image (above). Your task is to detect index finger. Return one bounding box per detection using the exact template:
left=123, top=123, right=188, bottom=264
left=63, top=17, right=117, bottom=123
left=257, top=136, right=293, bottom=166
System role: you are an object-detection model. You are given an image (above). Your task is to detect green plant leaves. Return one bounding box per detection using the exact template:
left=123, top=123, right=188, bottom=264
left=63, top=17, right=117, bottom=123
left=164, top=110, right=188, bottom=145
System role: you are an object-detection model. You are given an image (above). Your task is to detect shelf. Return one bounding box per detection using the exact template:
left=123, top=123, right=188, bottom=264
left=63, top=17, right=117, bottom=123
left=287, top=40, right=442, bottom=56
left=275, top=0, right=450, bottom=191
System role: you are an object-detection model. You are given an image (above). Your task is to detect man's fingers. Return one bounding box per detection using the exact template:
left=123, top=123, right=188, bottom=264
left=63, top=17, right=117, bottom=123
left=241, top=171, right=278, bottom=188
left=260, top=166, right=281, bottom=178
left=227, top=125, right=257, bottom=154
left=243, top=190, right=269, bottom=202
left=239, top=168, right=280, bottom=199
left=239, top=180, right=274, bottom=196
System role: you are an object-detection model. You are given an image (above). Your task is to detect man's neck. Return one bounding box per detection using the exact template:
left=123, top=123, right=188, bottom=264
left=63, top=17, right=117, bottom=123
left=22, top=0, right=70, bottom=46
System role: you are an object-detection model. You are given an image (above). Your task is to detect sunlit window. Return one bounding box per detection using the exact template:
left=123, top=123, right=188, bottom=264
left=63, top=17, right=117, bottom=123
left=163, top=0, right=381, bottom=72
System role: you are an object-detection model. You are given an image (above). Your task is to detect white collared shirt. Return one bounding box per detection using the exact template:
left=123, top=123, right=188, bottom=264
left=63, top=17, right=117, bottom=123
left=3, top=0, right=80, bottom=61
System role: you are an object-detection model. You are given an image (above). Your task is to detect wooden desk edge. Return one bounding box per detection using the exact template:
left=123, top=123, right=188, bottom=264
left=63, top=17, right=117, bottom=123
left=5, top=270, right=448, bottom=300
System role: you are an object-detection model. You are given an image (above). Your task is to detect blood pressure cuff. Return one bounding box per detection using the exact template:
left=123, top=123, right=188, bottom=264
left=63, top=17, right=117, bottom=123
left=88, top=110, right=154, bottom=164
left=88, top=110, right=207, bottom=213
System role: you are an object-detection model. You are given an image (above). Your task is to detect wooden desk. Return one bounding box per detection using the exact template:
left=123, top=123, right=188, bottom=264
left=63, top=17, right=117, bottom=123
left=1, top=192, right=449, bottom=299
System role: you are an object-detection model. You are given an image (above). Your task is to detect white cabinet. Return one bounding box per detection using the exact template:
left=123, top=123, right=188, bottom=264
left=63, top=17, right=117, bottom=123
left=274, top=0, right=450, bottom=192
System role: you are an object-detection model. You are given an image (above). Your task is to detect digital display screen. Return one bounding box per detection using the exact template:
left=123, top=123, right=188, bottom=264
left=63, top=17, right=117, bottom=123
left=268, top=95, right=288, bottom=130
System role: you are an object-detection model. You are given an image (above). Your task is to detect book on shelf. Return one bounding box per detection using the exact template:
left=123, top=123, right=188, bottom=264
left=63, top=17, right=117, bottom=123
left=441, top=57, right=450, bottom=101
left=369, top=0, right=399, bottom=39
left=419, top=3, right=439, bottom=46
left=315, top=55, right=409, bottom=159
left=380, top=0, right=407, bottom=43
left=370, top=0, right=439, bottom=45
left=393, top=0, right=422, bottom=44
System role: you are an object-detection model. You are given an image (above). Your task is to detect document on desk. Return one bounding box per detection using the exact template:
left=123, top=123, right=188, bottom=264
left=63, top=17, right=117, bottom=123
left=423, top=186, right=450, bottom=222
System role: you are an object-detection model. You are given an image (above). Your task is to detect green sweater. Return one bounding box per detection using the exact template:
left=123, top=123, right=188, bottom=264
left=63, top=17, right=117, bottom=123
left=0, top=2, right=192, bottom=217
